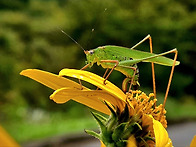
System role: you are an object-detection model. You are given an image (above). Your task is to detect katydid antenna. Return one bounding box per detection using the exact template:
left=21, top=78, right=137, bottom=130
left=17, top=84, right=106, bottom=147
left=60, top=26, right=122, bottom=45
left=59, top=28, right=85, bottom=51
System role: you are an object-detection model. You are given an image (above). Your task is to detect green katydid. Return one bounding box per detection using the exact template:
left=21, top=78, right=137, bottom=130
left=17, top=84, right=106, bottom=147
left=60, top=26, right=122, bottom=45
left=80, top=35, right=179, bottom=107
left=61, top=30, right=179, bottom=108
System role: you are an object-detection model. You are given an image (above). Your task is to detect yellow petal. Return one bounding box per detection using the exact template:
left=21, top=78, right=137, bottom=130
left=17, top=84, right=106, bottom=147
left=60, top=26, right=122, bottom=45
left=0, top=125, right=20, bottom=147
left=20, top=69, right=86, bottom=90
left=152, top=116, right=172, bottom=147
left=127, top=135, right=137, bottom=147
left=50, top=88, right=126, bottom=115
left=190, top=135, right=196, bottom=147
left=49, top=88, right=73, bottom=104
left=21, top=69, right=134, bottom=114
left=100, top=140, right=106, bottom=147
left=100, top=135, right=137, bottom=147
left=59, top=69, right=126, bottom=101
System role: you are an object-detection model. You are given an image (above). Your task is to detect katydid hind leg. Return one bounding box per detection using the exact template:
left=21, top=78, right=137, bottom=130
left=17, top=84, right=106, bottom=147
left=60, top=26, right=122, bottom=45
left=131, top=36, right=178, bottom=112
left=161, top=49, right=178, bottom=119
left=130, top=34, right=151, bottom=49
left=130, top=34, right=157, bottom=101
left=149, top=36, right=157, bottom=104
left=121, top=48, right=178, bottom=98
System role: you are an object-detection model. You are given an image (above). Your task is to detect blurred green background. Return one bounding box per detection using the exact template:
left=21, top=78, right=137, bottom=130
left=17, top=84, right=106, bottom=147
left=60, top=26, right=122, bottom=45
left=0, top=0, right=196, bottom=145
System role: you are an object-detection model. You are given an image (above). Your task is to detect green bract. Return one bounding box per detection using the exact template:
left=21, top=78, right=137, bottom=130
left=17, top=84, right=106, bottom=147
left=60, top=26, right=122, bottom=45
left=85, top=102, right=154, bottom=147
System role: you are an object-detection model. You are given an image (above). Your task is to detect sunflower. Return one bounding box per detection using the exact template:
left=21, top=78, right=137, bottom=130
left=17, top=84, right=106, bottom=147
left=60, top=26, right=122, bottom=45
left=20, top=68, right=172, bottom=146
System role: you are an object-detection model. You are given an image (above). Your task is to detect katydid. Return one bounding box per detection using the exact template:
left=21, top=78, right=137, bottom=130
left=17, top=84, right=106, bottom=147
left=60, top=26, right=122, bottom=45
left=61, top=30, right=179, bottom=108
left=80, top=35, right=179, bottom=106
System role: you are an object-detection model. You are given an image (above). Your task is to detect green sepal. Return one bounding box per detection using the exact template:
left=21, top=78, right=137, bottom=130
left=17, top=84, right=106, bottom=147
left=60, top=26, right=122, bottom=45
left=85, top=129, right=101, bottom=140
left=137, top=136, right=149, bottom=147
left=104, top=101, right=116, bottom=117
left=91, top=111, right=107, bottom=132
left=104, top=101, right=118, bottom=130
left=112, top=122, right=127, bottom=141
left=116, top=140, right=127, bottom=147
left=91, top=111, right=107, bottom=123
left=133, top=122, right=142, bottom=131
left=122, top=122, right=142, bottom=139
left=91, top=111, right=113, bottom=144
left=118, top=104, right=130, bottom=123
left=143, top=136, right=155, bottom=142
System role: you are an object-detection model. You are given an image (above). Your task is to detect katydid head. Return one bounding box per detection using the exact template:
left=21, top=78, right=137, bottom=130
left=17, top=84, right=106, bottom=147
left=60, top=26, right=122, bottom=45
left=84, top=49, right=97, bottom=67
left=60, top=29, right=99, bottom=67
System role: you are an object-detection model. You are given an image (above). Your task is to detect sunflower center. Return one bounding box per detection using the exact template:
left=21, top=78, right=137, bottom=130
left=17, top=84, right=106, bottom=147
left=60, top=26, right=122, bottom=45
left=127, top=90, right=167, bottom=128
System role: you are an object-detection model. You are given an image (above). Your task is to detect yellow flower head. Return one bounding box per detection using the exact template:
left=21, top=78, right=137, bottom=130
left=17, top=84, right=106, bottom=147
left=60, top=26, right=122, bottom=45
left=20, top=68, right=172, bottom=147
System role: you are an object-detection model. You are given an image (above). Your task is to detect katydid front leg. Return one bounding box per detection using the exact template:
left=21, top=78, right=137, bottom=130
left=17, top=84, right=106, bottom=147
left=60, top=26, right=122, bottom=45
left=102, top=68, right=109, bottom=79
left=96, top=68, right=110, bottom=90
left=100, top=60, right=119, bottom=84
left=79, top=63, right=90, bottom=89
left=100, top=60, right=138, bottom=94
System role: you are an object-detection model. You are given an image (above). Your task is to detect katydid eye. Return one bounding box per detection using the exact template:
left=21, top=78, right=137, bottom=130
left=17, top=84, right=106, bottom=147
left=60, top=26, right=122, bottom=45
left=89, top=50, right=94, bottom=55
